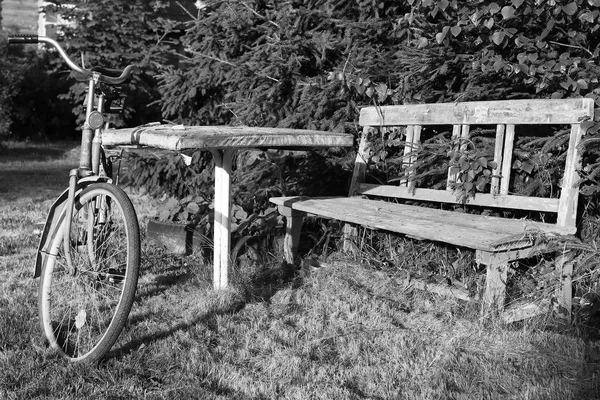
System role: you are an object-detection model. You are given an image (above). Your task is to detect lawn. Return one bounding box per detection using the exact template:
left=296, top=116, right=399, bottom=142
left=0, top=141, right=599, bottom=399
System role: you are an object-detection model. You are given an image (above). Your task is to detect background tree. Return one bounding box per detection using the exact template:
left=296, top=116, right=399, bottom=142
left=43, top=0, right=197, bottom=127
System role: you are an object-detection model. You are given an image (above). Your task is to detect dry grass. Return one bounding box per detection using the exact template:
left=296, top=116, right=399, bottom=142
left=1, top=141, right=599, bottom=399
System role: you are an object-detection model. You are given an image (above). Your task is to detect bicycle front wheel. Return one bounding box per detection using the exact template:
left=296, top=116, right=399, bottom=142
left=39, top=183, right=140, bottom=362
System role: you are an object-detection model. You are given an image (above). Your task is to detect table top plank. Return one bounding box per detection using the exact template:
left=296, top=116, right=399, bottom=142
left=103, top=124, right=354, bottom=150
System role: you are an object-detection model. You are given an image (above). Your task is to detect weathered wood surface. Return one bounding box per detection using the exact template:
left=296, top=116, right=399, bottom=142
left=359, top=98, right=594, bottom=126
left=502, top=300, right=550, bottom=323
left=103, top=124, right=354, bottom=150
left=358, top=184, right=561, bottom=213
left=270, top=196, right=573, bottom=251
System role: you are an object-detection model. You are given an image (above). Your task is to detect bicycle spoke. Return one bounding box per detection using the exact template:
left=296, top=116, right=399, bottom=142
left=39, top=184, right=140, bottom=362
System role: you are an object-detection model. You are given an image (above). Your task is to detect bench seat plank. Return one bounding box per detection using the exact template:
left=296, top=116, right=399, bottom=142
left=270, top=196, right=573, bottom=252
left=103, top=124, right=353, bottom=151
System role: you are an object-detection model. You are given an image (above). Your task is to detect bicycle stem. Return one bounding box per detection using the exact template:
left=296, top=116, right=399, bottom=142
left=92, top=93, right=105, bottom=175
left=78, top=77, right=97, bottom=174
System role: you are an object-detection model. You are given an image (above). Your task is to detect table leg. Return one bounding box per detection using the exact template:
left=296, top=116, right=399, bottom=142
left=211, top=149, right=235, bottom=289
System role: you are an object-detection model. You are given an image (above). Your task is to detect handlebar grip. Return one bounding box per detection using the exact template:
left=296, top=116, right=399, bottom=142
left=7, top=35, right=39, bottom=44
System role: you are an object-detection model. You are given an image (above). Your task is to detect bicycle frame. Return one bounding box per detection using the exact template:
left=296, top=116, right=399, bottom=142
left=7, top=35, right=134, bottom=276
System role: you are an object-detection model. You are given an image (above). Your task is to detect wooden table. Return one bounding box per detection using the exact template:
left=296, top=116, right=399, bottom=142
left=103, top=124, right=354, bottom=289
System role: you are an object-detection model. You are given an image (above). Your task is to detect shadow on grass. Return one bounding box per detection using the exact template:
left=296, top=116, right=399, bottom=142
left=105, top=304, right=250, bottom=398
left=110, top=256, right=300, bottom=357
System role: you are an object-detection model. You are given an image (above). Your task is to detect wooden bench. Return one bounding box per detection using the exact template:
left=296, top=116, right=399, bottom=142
left=270, top=98, right=594, bottom=320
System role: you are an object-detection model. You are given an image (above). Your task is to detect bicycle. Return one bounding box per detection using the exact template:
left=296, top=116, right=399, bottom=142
left=8, top=35, right=141, bottom=363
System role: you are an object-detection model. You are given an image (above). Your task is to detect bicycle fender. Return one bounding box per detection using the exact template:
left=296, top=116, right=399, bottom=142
left=34, top=176, right=111, bottom=278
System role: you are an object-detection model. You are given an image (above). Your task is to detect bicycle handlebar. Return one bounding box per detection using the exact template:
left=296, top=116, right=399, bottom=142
left=7, top=35, right=134, bottom=85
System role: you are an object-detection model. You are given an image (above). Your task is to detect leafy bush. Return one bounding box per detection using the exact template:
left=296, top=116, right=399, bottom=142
left=0, top=34, right=76, bottom=139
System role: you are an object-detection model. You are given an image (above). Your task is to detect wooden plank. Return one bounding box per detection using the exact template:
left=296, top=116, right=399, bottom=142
left=359, top=98, right=595, bottom=126
left=556, top=250, right=574, bottom=320
left=211, top=149, right=234, bottom=289
left=283, top=212, right=303, bottom=266
left=344, top=127, right=372, bottom=252
left=400, top=126, right=414, bottom=187
left=481, top=259, right=508, bottom=314
left=557, top=124, right=585, bottom=229
left=500, top=124, right=515, bottom=195
left=491, top=124, right=505, bottom=195
left=502, top=300, right=550, bottom=323
left=407, top=278, right=477, bottom=302
left=103, top=125, right=354, bottom=150
left=357, top=184, right=560, bottom=212
left=408, top=125, right=422, bottom=189
left=348, top=127, right=372, bottom=196
left=447, top=124, right=463, bottom=189
left=269, top=196, right=574, bottom=251
left=400, top=126, right=422, bottom=187
left=460, top=124, right=470, bottom=150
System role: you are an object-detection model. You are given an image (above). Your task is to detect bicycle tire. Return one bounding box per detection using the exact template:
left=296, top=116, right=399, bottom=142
left=38, top=183, right=140, bottom=362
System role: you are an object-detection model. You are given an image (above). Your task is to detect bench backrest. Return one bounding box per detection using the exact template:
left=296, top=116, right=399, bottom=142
left=353, top=98, right=595, bottom=232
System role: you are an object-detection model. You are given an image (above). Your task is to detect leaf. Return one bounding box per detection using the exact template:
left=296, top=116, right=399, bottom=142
left=436, top=31, right=447, bottom=44
left=417, top=37, right=429, bottom=48
left=521, top=161, right=534, bottom=174
left=580, top=11, right=596, bottom=23
left=512, top=0, right=524, bottom=8
left=589, top=0, right=600, bottom=6
left=185, top=202, right=200, bottom=214
left=75, top=310, right=87, bottom=330
left=450, top=26, right=462, bottom=37
left=476, top=156, right=488, bottom=167
left=438, top=0, right=449, bottom=11
left=488, top=3, right=501, bottom=14
left=484, top=17, right=494, bottom=29
left=563, top=2, right=577, bottom=16
left=375, top=83, right=388, bottom=101
left=577, top=79, right=589, bottom=89
left=501, top=6, right=515, bottom=19
left=492, top=31, right=506, bottom=45
left=476, top=176, right=487, bottom=190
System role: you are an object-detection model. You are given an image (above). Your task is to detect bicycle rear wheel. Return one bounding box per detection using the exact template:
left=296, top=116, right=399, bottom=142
left=38, top=182, right=140, bottom=362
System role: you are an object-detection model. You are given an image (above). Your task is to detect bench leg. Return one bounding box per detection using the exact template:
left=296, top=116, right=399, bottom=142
left=477, top=251, right=509, bottom=315
left=277, top=206, right=304, bottom=266
left=556, top=250, right=574, bottom=321
left=342, top=224, right=358, bottom=254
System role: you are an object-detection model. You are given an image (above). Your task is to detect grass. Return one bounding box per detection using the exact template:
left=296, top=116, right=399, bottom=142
left=1, top=140, right=600, bottom=399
